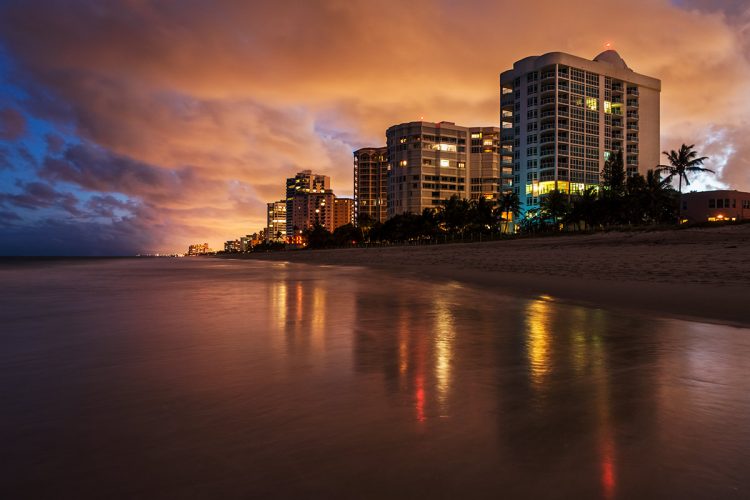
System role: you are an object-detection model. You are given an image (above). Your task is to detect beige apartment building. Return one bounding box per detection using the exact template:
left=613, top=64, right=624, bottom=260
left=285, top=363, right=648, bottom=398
left=386, top=121, right=510, bottom=218
left=333, top=197, right=354, bottom=228
left=353, top=147, right=388, bottom=224
left=500, top=50, right=661, bottom=213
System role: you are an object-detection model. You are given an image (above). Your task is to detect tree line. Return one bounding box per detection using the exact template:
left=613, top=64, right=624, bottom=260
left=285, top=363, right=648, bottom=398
left=301, top=144, right=713, bottom=248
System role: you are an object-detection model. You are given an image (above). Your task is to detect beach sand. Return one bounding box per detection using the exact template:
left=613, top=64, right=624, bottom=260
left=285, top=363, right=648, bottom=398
left=236, top=225, right=750, bottom=326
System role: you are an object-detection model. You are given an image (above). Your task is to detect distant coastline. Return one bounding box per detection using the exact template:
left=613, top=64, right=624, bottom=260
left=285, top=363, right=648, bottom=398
left=224, top=225, right=750, bottom=327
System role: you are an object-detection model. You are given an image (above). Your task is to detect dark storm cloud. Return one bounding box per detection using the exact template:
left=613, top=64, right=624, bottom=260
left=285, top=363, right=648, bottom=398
left=0, top=181, right=81, bottom=215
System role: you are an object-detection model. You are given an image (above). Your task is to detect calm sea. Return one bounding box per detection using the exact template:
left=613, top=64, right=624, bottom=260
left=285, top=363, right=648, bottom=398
left=1, top=258, right=749, bottom=498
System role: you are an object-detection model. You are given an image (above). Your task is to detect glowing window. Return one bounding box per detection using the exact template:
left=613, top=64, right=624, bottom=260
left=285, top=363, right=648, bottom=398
left=483, top=139, right=493, bottom=146
left=604, top=101, right=612, bottom=114
left=457, top=162, right=466, bottom=168
left=471, top=133, right=482, bottom=139
left=586, top=98, right=598, bottom=111
left=440, top=159, right=450, bottom=167
left=399, top=160, right=407, bottom=167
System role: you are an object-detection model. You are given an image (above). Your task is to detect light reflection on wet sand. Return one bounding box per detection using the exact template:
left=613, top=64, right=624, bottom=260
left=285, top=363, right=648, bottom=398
left=1, top=258, right=749, bottom=498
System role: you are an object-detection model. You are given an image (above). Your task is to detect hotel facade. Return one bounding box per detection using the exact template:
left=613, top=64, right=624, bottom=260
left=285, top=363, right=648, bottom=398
left=385, top=121, right=510, bottom=218
left=500, top=50, right=661, bottom=213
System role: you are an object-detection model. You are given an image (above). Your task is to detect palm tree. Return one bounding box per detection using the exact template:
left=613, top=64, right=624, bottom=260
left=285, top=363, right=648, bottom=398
left=656, top=144, right=712, bottom=223
left=497, top=192, right=521, bottom=234
left=571, top=186, right=599, bottom=230
left=540, top=189, right=570, bottom=231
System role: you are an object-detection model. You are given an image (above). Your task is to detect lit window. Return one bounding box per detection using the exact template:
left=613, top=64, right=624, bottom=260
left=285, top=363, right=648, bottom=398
left=483, top=139, right=493, bottom=146
left=604, top=101, right=612, bottom=114
left=471, top=133, right=482, bottom=139
left=440, top=159, right=450, bottom=167
left=399, top=138, right=407, bottom=144
left=457, top=162, right=466, bottom=168
left=586, top=97, right=598, bottom=111
left=399, top=160, right=407, bottom=167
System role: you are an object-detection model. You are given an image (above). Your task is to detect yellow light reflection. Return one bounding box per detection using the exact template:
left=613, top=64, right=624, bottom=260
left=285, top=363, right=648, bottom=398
left=433, top=292, right=455, bottom=415
left=525, top=298, right=552, bottom=385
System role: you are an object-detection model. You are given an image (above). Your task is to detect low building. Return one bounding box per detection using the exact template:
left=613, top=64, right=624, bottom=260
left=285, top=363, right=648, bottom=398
left=224, top=239, right=241, bottom=253
left=187, top=243, right=210, bottom=255
left=682, top=190, right=750, bottom=223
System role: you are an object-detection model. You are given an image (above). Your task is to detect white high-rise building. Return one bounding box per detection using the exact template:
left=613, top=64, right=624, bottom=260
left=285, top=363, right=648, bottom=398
left=500, top=50, right=661, bottom=213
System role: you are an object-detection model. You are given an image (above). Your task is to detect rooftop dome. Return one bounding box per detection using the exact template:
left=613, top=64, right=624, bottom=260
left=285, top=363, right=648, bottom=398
left=593, top=50, right=629, bottom=70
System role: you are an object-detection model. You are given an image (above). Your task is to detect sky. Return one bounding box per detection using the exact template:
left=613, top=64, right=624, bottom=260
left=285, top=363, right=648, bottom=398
left=0, top=0, right=748, bottom=255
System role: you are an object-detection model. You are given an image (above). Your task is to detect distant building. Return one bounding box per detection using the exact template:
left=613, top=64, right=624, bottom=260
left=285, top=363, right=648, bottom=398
left=334, top=197, right=354, bottom=228
left=224, top=240, right=241, bottom=253
left=500, top=50, right=661, bottom=213
left=292, top=190, right=335, bottom=232
left=682, top=190, right=750, bottom=223
left=353, top=147, right=388, bottom=224
left=187, top=243, right=210, bottom=255
left=386, top=121, right=508, bottom=218
left=266, top=200, right=287, bottom=242
left=286, top=170, right=330, bottom=235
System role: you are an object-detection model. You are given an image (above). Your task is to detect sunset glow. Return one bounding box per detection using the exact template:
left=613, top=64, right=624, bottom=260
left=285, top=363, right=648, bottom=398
left=0, top=0, right=748, bottom=255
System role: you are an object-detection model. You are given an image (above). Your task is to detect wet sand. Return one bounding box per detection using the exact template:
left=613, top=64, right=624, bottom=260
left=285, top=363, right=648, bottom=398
left=238, top=225, right=750, bottom=326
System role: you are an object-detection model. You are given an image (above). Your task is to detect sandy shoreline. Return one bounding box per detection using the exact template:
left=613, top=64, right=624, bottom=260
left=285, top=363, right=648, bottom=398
left=229, top=225, right=750, bottom=326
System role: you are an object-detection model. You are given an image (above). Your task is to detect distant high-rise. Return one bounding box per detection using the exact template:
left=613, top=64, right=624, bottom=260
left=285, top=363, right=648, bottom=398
left=285, top=170, right=330, bottom=235
left=353, top=147, right=388, bottom=224
left=386, top=121, right=509, bottom=218
left=266, top=200, right=287, bottom=242
left=500, top=50, right=661, bottom=213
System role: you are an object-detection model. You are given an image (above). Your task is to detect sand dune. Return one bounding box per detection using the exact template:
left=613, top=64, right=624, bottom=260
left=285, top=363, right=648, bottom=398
left=238, top=225, right=750, bottom=326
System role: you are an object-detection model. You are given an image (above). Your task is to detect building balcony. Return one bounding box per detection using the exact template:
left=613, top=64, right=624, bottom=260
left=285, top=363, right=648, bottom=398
left=540, top=148, right=555, bottom=157
left=627, top=112, right=639, bottom=119
left=541, top=71, right=556, bottom=80
left=540, top=111, right=556, bottom=119
left=540, top=134, right=555, bottom=145
left=627, top=100, right=639, bottom=107
left=501, top=95, right=514, bottom=106
left=627, top=88, right=639, bottom=96
left=540, top=85, right=556, bottom=93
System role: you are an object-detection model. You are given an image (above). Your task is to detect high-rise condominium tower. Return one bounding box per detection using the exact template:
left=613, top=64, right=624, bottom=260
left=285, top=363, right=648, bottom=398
left=500, top=50, right=661, bottom=213
left=386, top=121, right=509, bottom=218
left=266, top=200, right=287, bottom=242
left=353, top=147, right=388, bottom=224
left=285, top=170, right=330, bottom=235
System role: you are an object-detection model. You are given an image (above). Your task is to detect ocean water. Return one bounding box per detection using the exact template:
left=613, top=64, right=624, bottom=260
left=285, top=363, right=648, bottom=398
left=1, top=258, right=749, bottom=498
